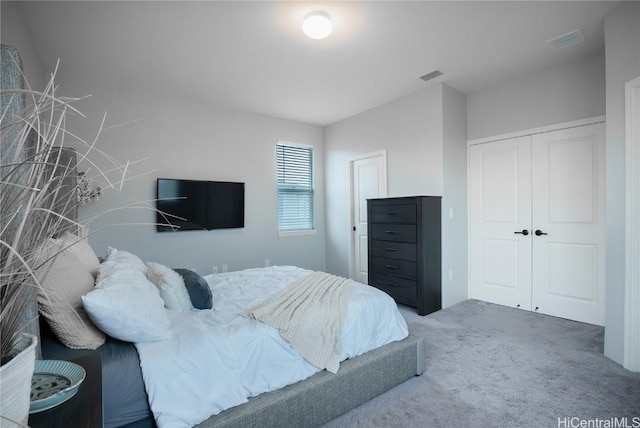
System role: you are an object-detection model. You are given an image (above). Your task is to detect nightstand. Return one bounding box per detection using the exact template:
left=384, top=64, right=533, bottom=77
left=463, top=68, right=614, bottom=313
left=28, top=352, right=103, bottom=428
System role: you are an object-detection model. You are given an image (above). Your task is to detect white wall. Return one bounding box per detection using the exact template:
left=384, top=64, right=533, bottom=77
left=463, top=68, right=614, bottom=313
left=324, top=85, right=444, bottom=279
left=0, top=2, right=45, bottom=88
left=467, top=53, right=606, bottom=141
left=324, top=83, right=468, bottom=308
left=604, top=1, right=640, bottom=366
left=1, top=3, right=327, bottom=275
left=442, top=85, right=467, bottom=307
left=72, top=86, right=326, bottom=275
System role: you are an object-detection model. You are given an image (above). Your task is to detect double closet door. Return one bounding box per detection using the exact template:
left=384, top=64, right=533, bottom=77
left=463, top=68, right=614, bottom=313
left=469, top=122, right=605, bottom=326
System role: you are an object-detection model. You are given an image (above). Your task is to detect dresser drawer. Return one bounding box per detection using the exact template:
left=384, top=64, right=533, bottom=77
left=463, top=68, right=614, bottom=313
left=370, top=204, right=416, bottom=224
left=370, top=256, right=416, bottom=279
left=369, top=274, right=417, bottom=303
left=371, top=240, right=416, bottom=261
left=370, top=224, right=416, bottom=243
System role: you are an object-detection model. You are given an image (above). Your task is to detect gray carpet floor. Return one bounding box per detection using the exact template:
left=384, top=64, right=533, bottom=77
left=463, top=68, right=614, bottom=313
left=322, top=299, right=640, bottom=428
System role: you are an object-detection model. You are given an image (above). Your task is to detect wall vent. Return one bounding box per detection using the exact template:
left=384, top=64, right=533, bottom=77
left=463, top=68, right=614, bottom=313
left=419, top=70, right=443, bottom=82
left=547, top=29, right=585, bottom=49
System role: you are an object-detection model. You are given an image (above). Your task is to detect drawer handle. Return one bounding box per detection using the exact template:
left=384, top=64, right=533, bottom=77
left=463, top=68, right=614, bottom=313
left=385, top=248, right=397, bottom=252
left=385, top=264, right=399, bottom=270
left=383, top=281, right=399, bottom=287
left=384, top=230, right=398, bottom=235
left=384, top=212, right=397, bottom=215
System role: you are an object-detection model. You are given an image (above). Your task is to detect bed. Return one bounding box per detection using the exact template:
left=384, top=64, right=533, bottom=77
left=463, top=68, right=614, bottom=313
left=36, top=240, right=425, bottom=428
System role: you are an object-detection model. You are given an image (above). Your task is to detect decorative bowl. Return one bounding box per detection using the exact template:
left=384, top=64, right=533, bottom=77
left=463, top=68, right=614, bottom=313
left=29, top=360, right=86, bottom=413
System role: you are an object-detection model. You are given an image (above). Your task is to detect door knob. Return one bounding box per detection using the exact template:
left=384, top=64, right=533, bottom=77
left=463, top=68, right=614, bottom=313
left=535, top=230, right=548, bottom=236
left=514, top=229, right=529, bottom=236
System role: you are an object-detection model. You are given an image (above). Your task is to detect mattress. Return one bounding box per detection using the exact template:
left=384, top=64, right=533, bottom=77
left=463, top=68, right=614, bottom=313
left=101, top=338, right=152, bottom=428
left=135, top=266, right=409, bottom=428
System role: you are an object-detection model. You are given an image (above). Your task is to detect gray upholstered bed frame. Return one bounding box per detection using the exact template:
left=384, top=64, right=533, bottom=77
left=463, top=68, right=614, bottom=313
left=198, top=334, right=425, bottom=428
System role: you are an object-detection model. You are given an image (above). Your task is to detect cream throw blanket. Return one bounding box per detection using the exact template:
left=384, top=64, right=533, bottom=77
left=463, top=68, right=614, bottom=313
left=242, top=271, right=357, bottom=373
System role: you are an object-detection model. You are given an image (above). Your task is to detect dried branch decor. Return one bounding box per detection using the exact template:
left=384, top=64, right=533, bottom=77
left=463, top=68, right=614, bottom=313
left=0, top=64, right=140, bottom=364
left=76, top=171, right=102, bottom=205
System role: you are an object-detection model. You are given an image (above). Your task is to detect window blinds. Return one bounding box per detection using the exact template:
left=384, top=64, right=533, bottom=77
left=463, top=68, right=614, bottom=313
left=276, top=143, right=314, bottom=231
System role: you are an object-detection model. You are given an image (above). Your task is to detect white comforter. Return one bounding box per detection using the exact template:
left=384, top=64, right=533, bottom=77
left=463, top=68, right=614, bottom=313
left=136, top=266, right=408, bottom=428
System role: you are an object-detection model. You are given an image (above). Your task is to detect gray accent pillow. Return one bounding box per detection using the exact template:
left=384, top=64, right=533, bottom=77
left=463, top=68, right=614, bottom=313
left=173, top=269, right=213, bottom=309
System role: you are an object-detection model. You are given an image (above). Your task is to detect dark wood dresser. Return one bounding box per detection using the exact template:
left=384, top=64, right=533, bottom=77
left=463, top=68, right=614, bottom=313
left=367, top=196, right=441, bottom=316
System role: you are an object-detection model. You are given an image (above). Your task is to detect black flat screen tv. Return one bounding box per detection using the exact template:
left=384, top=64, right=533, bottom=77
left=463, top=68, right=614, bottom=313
left=156, top=178, right=244, bottom=232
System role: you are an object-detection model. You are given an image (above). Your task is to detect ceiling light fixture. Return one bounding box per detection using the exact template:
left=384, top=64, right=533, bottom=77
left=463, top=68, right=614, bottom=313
left=302, top=11, right=333, bottom=40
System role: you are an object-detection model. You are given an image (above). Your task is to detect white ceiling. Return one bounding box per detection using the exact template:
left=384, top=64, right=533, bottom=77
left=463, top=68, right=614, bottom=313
left=18, top=1, right=619, bottom=126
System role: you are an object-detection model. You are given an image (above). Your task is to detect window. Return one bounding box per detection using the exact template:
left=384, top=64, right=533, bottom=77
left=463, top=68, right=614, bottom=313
left=276, top=142, right=314, bottom=232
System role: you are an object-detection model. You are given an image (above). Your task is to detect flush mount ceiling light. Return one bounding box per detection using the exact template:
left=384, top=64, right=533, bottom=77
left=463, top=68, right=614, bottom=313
left=302, top=11, right=333, bottom=40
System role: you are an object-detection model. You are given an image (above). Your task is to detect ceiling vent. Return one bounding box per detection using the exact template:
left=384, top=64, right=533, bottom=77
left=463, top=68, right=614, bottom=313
left=419, top=70, right=443, bottom=82
left=547, top=29, right=585, bottom=49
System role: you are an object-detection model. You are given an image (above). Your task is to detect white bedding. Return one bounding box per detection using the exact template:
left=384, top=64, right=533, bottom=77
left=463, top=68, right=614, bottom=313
left=136, top=266, right=408, bottom=428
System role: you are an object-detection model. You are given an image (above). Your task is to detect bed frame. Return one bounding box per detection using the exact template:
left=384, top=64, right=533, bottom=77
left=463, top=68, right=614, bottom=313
left=38, top=315, right=424, bottom=428
left=39, top=324, right=423, bottom=428
left=200, top=334, right=425, bottom=428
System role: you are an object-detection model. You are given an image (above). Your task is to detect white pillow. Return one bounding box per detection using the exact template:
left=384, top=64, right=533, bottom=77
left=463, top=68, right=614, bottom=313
left=98, top=247, right=147, bottom=278
left=82, top=253, right=171, bottom=343
left=146, top=262, right=193, bottom=312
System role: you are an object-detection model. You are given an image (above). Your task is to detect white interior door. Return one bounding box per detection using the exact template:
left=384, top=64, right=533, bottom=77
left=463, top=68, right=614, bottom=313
left=531, top=123, right=606, bottom=325
left=350, top=151, right=387, bottom=283
left=469, top=136, right=533, bottom=309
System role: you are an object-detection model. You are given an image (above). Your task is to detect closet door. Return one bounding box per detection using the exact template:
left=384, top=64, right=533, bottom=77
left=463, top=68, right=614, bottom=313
left=531, top=123, right=605, bottom=325
left=469, top=136, right=533, bottom=309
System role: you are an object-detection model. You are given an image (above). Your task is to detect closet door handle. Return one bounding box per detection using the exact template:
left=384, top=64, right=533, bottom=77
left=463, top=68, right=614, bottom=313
left=514, top=229, right=529, bottom=236
left=535, top=230, right=548, bottom=236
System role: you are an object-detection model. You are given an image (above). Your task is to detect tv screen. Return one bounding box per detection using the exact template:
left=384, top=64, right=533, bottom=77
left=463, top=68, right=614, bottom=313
left=156, top=178, right=244, bottom=232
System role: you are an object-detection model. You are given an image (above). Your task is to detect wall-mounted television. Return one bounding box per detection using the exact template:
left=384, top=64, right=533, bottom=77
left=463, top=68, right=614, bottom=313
left=156, top=178, right=244, bottom=232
